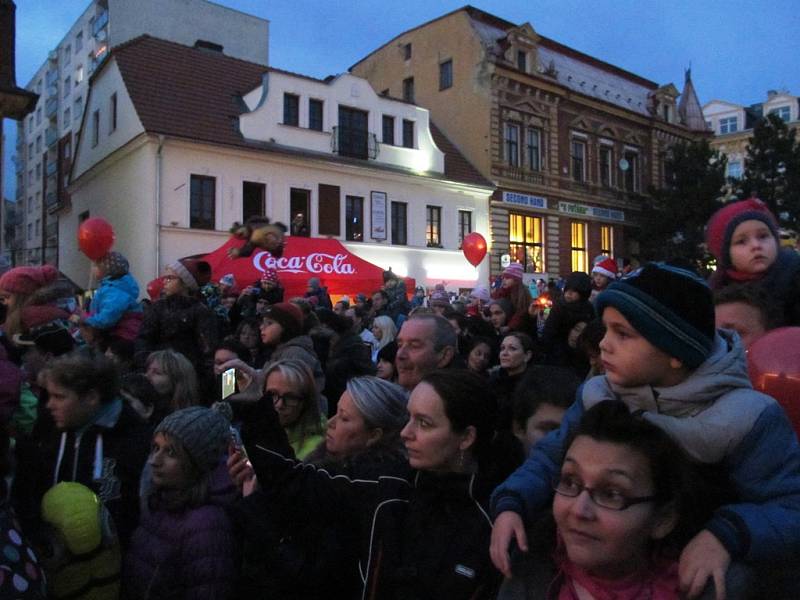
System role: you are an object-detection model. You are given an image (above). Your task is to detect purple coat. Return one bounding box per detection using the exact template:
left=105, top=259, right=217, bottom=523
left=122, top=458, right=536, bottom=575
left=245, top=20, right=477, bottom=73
left=123, top=462, right=237, bottom=600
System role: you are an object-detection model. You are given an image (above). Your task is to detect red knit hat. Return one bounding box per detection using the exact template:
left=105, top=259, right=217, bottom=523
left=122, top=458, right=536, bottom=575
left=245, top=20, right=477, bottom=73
left=592, top=257, right=618, bottom=279
left=0, top=264, right=59, bottom=295
left=264, top=302, right=304, bottom=340
left=706, top=198, right=779, bottom=266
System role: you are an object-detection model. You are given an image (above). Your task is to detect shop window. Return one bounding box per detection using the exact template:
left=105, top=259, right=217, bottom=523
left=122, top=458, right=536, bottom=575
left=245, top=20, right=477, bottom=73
left=509, top=213, right=544, bottom=272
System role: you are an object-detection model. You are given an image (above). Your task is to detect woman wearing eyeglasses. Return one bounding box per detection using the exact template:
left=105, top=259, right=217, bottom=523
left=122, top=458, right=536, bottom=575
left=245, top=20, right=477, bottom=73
left=261, top=359, right=325, bottom=460
left=500, top=401, right=725, bottom=600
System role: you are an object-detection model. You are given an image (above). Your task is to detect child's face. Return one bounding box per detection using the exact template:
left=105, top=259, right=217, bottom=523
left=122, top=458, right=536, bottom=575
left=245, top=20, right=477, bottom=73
left=376, top=358, right=395, bottom=381
left=515, top=403, right=566, bottom=455
left=149, top=433, right=193, bottom=490
left=568, top=321, right=587, bottom=349
left=91, top=263, right=105, bottom=280
left=729, top=219, right=778, bottom=275
left=553, top=435, right=674, bottom=577
left=145, top=360, right=173, bottom=396
left=592, top=273, right=610, bottom=289
left=715, top=301, right=766, bottom=349
left=600, top=307, right=684, bottom=388
left=467, top=342, right=491, bottom=373
left=563, top=289, right=581, bottom=303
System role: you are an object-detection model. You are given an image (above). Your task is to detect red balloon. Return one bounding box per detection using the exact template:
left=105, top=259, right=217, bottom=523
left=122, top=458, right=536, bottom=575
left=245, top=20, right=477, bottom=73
left=78, top=218, right=115, bottom=260
left=462, top=232, right=487, bottom=267
left=146, top=277, right=165, bottom=302
left=747, top=327, right=800, bottom=438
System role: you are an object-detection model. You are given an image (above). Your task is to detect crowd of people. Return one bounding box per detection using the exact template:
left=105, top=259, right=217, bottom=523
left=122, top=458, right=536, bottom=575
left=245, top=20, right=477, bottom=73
left=0, top=196, right=799, bottom=599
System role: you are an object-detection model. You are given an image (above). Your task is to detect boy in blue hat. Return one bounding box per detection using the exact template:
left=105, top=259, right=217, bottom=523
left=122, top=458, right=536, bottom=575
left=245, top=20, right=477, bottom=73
left=490, top=263, right=800, bottom=598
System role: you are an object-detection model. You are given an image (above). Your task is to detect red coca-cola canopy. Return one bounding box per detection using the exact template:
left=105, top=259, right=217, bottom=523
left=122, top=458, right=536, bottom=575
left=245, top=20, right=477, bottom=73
left=202, top=236, right=412, bottom=299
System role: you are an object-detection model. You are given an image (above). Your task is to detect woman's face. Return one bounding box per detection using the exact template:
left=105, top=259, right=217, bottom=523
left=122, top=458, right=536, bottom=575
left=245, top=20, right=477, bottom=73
left=567, top=321, right=588, bottom=349
left=501, top=276, right=517, bottom=289
left=488, top=304, right=507, bottom=329
left=376, top=358, right=395, bottom=381
left=162, top=267, right=186, bottom=297
left=326, top=391, right=376, bottom=458
left=213, top=348, right=238, bottom=376
left=266, top=370, right=303, bottom=428
left=239, top=325, right=260, bottom=349
left=400, top=382, right=473, bottom=472
left=553, top=435, right=674, bottom=577
left=146, top=360, right=173, bottom=396
left=0, top=289, right=17, bottom=310
left=371, top=323, right=383, bottom=341
left=467, top=342, right=491, bottom=373
left=148, top=433, right=193, bottom=490
left=259, top=317, right=284, bottom=346
left=499, top=335, right=531, bottom=375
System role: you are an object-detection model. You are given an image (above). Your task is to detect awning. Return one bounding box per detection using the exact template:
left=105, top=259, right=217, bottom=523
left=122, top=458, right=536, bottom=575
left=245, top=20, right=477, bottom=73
left=202, top=236, right=413, bottom=299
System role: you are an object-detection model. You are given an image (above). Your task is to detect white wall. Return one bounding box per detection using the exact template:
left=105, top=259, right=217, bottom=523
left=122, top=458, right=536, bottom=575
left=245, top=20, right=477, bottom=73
left=109, top=0, right=269, bottom=66
left=239, top=72, right=446, bottom=174
left=72, top=61, right=145, bottom=180
left=61, top=139, right=158, bottom=290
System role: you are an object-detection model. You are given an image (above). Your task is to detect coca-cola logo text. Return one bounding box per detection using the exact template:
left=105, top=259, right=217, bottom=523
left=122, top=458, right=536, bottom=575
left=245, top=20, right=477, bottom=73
left=252, top=251, right=356, bottom=275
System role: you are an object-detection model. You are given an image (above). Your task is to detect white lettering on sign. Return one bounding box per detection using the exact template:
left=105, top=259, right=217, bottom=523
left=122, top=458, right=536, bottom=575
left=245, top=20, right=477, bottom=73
left=501, top=191, right=547, bottom=209
left=558, top=201, right=625, bottom=222
left=253, top=251, right=356, bottom=275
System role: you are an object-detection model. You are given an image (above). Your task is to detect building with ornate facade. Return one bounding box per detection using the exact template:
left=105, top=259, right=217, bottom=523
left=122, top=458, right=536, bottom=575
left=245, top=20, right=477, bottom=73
left=703, top=90, right=800, bottom=181
left=351, top=6, right=708, bottom=279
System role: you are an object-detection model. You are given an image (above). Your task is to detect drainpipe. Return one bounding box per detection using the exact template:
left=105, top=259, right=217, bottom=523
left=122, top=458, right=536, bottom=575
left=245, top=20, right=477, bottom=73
left=154, top=135, right=165, bottom=280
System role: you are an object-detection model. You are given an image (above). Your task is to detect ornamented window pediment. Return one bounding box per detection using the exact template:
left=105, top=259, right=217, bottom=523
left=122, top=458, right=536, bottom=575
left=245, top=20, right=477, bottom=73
left=569, top=117, right=591, bottom=132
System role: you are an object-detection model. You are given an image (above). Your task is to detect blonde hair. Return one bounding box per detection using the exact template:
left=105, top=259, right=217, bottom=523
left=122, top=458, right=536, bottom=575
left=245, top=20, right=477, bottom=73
left=146, top=350, right=199, bottom=412
left=263, top=358, right=324, bottom=444
left=372, top=315, right=397, bottom=352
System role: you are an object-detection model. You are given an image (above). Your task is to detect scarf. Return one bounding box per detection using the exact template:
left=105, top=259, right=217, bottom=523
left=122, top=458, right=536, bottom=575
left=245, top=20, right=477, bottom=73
left=555, top=547, right=680, bottom=600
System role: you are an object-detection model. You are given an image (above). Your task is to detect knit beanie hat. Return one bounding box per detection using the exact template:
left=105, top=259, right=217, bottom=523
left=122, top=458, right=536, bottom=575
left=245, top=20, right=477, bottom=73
left=502, top=262, right=524, bottom=281
left=264, top=302, right=304, bottom=340
left=95, top=251, right=129, bottom=279
left=592, top=257, right=618, bottom=280
left=430, top=289, right=450, bottom=307
left=168, top=259, right=202, bottom=291
left=219, top=273, right=236, bottom=288
left=348, top=376, right=408, bottom=431
left=564, top=271, right=593, bottom=301
left=596, top=263, right=715, bottom=369
left=260, top=268, right=279, bottom=284
left=469, top=285, right=490, bottom=303
left=0, top=264, right=58, bottom=295
left=154, top=407, right=229, bottom=474
left=705, top=198, right=779, bottom=267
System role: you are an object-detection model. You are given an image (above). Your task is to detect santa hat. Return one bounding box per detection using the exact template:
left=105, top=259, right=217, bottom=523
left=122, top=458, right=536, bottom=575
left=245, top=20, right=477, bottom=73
left=592, top=258, right=618, bottom=279
left=169, top=259, right=202, bottom=291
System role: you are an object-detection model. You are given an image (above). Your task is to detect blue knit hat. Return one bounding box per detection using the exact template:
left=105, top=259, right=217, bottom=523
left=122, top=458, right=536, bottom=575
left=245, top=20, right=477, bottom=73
left=596, top=263, right=715, bottom=368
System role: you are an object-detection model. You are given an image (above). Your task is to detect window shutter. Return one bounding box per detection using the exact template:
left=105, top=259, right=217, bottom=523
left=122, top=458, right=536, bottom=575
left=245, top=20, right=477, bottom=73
left=318, top=184, right=340, bottom=236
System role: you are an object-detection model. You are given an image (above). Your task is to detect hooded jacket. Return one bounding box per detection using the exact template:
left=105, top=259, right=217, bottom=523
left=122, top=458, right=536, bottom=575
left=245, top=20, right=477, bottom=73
left=491, top=330, right=800, bottom=562
left=270, top=334, right=326, bottom=393
left=85, top=273, right=143, bottom=332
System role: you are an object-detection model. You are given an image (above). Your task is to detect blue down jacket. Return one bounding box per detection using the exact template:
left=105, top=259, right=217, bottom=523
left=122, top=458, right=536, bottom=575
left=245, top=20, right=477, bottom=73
left=491, top=330, right=800, bottom=562
left=85, top=274, right=142, bottom=330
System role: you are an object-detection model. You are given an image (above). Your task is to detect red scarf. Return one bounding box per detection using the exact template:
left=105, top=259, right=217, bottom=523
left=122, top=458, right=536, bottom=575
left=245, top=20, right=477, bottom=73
left=724, top=268, right=765, bottom=283
left=555, top=552, right=680, bottom=600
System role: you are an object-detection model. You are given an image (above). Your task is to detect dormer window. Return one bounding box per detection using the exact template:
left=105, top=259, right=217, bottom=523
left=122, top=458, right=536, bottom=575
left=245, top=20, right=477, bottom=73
left=768, top=106, right=791, bottom=122
left=283, top=93, right=299, bottom=126
left=719, top=117, right=737, bottom=134
left=517, top=50, right=527, bottom=73
left=662, top=104, right=671, bottom=122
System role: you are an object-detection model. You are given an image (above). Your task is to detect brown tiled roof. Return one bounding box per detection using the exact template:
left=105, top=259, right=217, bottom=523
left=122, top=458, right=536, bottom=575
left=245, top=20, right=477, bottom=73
left=110, top=36, right=490, bottom=189
left=429, top=122, right=492, bottom=188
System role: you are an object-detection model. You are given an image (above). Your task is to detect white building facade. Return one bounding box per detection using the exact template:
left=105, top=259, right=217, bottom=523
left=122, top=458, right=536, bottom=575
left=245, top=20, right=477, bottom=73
left=62, top=37, right=492, bottom=294
left=13, top=0, right=269, bottom=267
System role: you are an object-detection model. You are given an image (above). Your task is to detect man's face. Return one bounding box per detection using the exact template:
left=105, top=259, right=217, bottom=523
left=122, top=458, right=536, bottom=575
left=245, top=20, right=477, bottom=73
left=395, top=319, right=450, bottom=390
left=46, top=381, right=99, bottom=430
left=372, top=293, right=386, bottom=310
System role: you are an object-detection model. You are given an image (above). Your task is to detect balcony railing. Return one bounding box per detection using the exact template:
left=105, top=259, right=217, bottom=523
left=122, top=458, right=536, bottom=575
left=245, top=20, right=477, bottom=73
left=331, top=126, right=378, bottom=160
left=496, top=164, right=545, bottom=185
left=45, top=97, right=59, bottom=118
left=92, top=10, right=109, bottom=37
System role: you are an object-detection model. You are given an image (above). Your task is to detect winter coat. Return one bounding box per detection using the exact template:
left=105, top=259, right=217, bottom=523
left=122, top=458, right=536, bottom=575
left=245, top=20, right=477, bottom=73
left=124, top=462, right=238, bottom=600
left=491, top=330, right=800, bottom=562
left=138, top=294, right=218, bottom=371
left=538, top=297, right=595, bottom=372
left=236, top=443, right=409, bottom=599
left=0, top=502, right=47, bottom=599
left=0, top=344, right=21, bottom=426
left=12, top=398, right=152, bottom=549
left=488, top=367, right=527, bottom=432
left=85, top=274, right=142, bottom=329
left=758, top=248, right=800, bottom=326
left=247, top=444, right=499, bottom=600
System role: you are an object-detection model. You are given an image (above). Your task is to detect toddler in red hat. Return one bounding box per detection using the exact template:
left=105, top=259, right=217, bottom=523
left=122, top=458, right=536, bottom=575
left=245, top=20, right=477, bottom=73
left=706, top=198, right=800, bottom=326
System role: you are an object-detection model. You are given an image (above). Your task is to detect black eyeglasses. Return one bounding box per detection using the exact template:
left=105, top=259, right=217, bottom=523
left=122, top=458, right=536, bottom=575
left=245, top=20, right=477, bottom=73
left=552, top=475, right=658, bottom=511
left=266, top=391, right=303, bottom=408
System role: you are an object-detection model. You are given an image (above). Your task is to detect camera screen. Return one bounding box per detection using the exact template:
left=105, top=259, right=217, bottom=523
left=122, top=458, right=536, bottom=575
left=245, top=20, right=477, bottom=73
left=221, top=368, right=237, bottom=399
